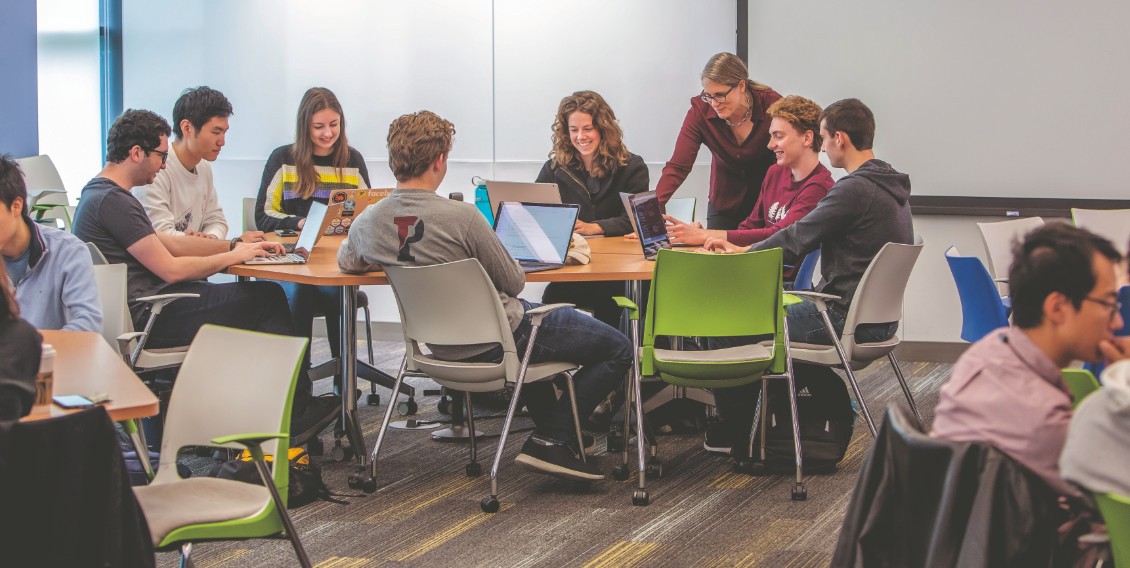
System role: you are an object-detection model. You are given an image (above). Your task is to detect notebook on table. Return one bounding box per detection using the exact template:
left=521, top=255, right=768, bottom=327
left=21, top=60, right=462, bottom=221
left=493, top=201, right=579, bottom=273
left=245, top=201, right=329, bottom=265
left=628, top=191, right=672, bottom=260
left=486, top=181, right=561, bottom=223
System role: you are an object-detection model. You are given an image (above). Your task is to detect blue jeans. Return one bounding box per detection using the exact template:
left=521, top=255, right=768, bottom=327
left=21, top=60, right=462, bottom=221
left=462, top=300, right=632, bottom=443
left=277, top=282, right=342, bottom=370
left=784, top=298, right=897, bottom=345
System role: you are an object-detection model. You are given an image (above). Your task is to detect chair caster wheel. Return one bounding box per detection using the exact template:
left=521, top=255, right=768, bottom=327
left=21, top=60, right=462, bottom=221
left=306, top=437, right=324, bottom=457
left=437, top=396, right=452, bottom=415
left=646, top=458, right=663, bottom=478
left=348, top=472, right=378, bottom=493
left=480, top=497, right=500, bottom=513
left=632, top=490, right=650, bottom=506
left=398, top=400, right=418, bottom=416
left=611, top=465, right=630, bottom=481
left=331, top=443, right=354, bottom=462
left=607, top=430, right=625, bottom=453
left=465, top=462, right=482, bottom=477
left=366, top=393, right=381, bottom=407
left=791, top=484, right=807, bottom=501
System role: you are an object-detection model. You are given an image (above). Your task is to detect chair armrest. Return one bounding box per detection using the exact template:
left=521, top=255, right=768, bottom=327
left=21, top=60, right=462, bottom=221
left=612, top=296, right=639, bottom=320
left=210, top=432, right=288, bottom=448
left=116, top=332, right=146, bottom=363
left=211, top=433, right=289, bottom=487
left=135, top=293, right=200, bottom=315
left=785, top=290, right=841, bottom=311
left=993, top=277, right=1009, bottom=283
left=526, top=303, right=574, bottom=326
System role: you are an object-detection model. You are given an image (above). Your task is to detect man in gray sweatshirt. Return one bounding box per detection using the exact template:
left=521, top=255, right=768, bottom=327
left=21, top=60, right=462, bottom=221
left=338, top=111, right=632, bottom=482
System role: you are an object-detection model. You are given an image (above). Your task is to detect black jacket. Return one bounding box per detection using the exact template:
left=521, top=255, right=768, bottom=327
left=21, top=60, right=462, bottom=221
left=535, top=153, right=649, bottom=237
left=0, top=318, right=40, bottom=421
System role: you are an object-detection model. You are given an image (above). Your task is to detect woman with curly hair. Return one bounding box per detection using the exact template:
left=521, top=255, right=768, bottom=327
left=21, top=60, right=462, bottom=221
left=534, top=90, right=648, bottom=327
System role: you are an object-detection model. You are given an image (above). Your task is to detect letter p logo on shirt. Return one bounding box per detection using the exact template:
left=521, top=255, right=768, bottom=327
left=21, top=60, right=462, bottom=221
left=394, top=216, right=424, bottom=262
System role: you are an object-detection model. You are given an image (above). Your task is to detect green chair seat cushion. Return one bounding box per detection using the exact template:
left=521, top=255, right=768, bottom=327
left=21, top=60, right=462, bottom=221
left=135, top=477, right=271, bottom=546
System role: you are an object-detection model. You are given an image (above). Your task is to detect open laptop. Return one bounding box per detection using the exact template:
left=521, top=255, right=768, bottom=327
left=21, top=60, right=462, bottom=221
left=486, top=181, right=561, bottom=224
left=628, top=191, right=672, bottom=260
left=245, top=201, right=329, bottom=265
left=620, top=192, right=641, bottom=236
left=493, top=202, right=579, bottom=273
left=322, top=188, right=392, bottom=236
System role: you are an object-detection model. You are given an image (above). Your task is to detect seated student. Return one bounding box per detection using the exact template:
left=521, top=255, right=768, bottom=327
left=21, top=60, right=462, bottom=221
left=700, top=99, right=913, bottom=456
left=133, top=86, right=264, bottom=243
left=0, top=155, right=101, bottom=332
left=0, top=262, right=40, bottom=421
left=72, top=109, right=339, bottom=440
left=535, top=90, right=648, bottom=327
left=339, top=110, right=633, bottom=481
left=1062, top=357, right=1130, bottom=497
left=665, top=95, right=833, bottom=255
left=256, top=87, right=371, bottom=386
left=932, top=223, right=1125, bottom=497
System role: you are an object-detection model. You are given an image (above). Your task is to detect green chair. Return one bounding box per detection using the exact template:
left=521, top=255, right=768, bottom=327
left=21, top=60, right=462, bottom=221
left=615, top=247, right=806, bottom=505
left=132, top=325, right=312, bottom=567
left=1095, top=492, right=1130, bottom=567
left=1062, top=368, right=1101, bottom=408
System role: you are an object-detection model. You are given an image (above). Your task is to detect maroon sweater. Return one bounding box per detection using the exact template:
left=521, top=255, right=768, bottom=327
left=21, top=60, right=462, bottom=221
left=656, top=86, right=782, bottom=218
left=726, top=162, right=834, bottom=246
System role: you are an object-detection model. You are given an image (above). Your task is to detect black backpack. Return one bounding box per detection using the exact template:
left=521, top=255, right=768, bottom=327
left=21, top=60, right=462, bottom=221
left=210, top=450, right=348, bottom=508
left=750, top=363, right=855, bottom=473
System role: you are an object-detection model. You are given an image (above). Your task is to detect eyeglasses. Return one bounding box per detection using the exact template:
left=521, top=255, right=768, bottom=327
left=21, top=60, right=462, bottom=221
left=1084, top=296, right=1123, bottom=321
left=700, top=85, right=736, bottom=104
left=144, top=147, right=169, bottom=164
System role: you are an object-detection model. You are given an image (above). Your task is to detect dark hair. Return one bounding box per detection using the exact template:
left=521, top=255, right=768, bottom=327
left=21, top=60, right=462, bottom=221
left=0, top=154, right=30, bottom=221
left=172, top=86, right=232, bottom=140
left=1009, top=222, right=1121, bottom=328
left=820, top=98, right=875, bottom=150
left=106, top=109, right=172, bottom=163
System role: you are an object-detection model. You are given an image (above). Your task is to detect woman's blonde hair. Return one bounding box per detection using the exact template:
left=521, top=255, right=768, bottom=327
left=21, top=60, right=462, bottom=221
left=292, top=87, right=350, bottom=199
left=549, top=91, right=630, bottom=179
left=700, top=52, right=772, bottom=92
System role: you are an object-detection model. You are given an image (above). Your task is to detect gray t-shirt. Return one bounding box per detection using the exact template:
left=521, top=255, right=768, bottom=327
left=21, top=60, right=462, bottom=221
left=73, top=177, right=167, bottom=322
left=338, top=188, right=525, bottom=360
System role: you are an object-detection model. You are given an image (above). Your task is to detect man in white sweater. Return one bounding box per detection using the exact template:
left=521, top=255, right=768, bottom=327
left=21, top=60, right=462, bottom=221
left=133, top=86, right=263, bottom=243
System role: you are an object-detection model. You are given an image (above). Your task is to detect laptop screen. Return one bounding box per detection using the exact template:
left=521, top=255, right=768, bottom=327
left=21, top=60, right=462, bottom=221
left=629, top=191, right=669, bottom=247
left=493, top=202, right=578, bottom=263
left=295, top=201, right=328, bottom=254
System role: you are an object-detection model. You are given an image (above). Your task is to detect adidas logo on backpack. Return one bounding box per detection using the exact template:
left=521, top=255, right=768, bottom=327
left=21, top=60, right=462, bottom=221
left=797, top=387, right=812, bottom=397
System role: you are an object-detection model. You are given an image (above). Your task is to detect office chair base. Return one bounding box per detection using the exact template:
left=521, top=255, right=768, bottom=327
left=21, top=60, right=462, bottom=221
left=397, top=399, right=418, bottom=416
left=646, top=458, right=663, bottom=479
left=432, top=426, right=484, bottom=441
left=480, top=497, right=501, bottom=513
left=388, top=419, right=442, bottom=430
left=348, top=470, right=378, bottom=493
left=330, top=440, right=355, bottom=462
left=366, top=393, right=381, bottom=407
left=791, top=483, right=807, bottom=501
left=466, top=462, right=483, bottom=477
left=611, top=464, right=630, bottom=481
left=632, top=490, right=650, bottom=506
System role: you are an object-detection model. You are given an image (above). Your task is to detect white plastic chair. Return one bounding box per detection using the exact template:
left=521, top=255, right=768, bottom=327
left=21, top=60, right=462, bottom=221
left=16, top=154, right=72, bottom=229
left=351, top=259, right=583, bottom=513
left=977, top=217, right=1044, bottom=294
left=787, top=241, right=925, bottom=436
left=132, top=325, right=311, bottom=567
left=665, top=197, right=697, bottom=224
left=1072, top=208, right=1130, bottom=255
left=242, top=197, right=257, bottom=232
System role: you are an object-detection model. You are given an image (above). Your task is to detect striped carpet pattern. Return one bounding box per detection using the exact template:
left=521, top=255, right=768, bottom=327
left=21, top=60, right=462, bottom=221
left=161, top=340, right=951, bottom=568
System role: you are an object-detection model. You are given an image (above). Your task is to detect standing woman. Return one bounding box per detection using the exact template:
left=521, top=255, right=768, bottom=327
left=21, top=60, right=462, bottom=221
left=535, top=90, right=648, bottom=327
left=256, top=87, right=370, bottom=390
left=656, top=53, right=781, bottom=229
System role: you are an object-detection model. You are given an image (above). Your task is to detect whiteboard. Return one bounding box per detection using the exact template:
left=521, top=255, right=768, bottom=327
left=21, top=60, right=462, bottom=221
left=747, top=0, right=1130, bottom=201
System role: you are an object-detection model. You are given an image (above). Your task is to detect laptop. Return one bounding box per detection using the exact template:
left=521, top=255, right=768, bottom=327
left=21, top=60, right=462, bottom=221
left=245, top=201, right=330, bottom=265
left=322, top=188, right=392, bottom=236
left=493, top=202, right=579, bottom=273
left=628, top=191, right=672, bottom=260
left=486, top=181, right=561, bottom=224
left=620, top=192, right=640, bottom=236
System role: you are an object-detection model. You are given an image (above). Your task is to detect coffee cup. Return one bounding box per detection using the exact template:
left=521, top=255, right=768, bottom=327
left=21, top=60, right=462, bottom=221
left=35, top=343, right=55, bottom=407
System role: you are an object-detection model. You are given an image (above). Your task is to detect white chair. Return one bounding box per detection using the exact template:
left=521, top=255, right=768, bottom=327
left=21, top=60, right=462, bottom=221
left=665, top=197, right=697, bottom=224
left=16, top=154, right=72, bottom=229
left=1072, top=208, right=1130, bottom=255
left=132, top=325, right=311, bottom=568
left=242, top=197, right=257, bottom=232
left=977, top=217, right=1044, bottom=292
left=787, top=241, right=925, bottom=436
left=349, top=259, right=584, bottom=513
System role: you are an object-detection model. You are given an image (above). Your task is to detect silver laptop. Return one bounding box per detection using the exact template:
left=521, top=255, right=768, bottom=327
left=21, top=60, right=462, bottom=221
left=245, top=201, right=329, bottom=265
left=493, top=202, right=579, bottom=273
left=628, top=191, right=672, bottom=260
left=486, top=181, right=561, bottom=223
left=620, top=192, right=640, bottom=236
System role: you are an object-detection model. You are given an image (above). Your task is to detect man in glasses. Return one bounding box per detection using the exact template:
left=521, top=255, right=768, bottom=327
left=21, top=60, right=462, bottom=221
left=932, top=223, right=1127, bottom=497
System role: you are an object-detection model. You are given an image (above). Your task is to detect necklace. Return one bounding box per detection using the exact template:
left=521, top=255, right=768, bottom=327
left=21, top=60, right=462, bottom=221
left=725, top=94, right=754, bottom=127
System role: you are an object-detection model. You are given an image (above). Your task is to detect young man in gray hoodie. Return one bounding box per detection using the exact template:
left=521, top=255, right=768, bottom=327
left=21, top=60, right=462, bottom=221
left=702, top=98, right=914, bottom=456
left=338, top=111, right=632, bottom=482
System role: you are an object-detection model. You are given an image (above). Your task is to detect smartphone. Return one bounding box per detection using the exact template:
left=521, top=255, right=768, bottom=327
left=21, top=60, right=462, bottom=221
left=275, top=229, right=298, bottom=237
left=53, top=394, right=95, bottom=409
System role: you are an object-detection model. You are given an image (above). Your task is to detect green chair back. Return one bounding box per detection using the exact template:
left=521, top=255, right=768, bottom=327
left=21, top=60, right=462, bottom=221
left=641, top=247, right=785, bottom=388
left=1062, top=368, right=1100, bottom=408
left=1095, top=492, right=1130, bottom=567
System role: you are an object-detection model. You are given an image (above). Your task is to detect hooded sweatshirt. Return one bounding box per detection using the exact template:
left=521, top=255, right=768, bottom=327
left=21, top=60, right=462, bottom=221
left=1060, top=360, right=1130, bottom=496
left=753, top=159, right=913, bottom=314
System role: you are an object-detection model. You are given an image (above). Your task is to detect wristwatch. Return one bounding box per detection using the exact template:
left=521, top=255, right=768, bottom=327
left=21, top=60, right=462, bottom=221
left=230, top=237, right=241, bottom=251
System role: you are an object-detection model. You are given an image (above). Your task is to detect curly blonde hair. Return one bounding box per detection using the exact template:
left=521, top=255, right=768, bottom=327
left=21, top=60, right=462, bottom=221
left=767, top=95, right=823, bottom=153
left=386, top=111, right=455, bottom=182
left=549, top=91, right=630, bottom=179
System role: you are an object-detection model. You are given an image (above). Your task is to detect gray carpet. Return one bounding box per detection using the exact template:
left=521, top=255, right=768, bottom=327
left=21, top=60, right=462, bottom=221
left=159, top=339, right=951, bottom=568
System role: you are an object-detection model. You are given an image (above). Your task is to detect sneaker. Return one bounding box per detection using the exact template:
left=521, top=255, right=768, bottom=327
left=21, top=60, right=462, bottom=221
left=515, top=435, right=605, bottom=481
left=703, top=421, right=732, bottom=455
left=565, top=434, right=596, bottom=456
left=290, top=394, right=341, bottom=447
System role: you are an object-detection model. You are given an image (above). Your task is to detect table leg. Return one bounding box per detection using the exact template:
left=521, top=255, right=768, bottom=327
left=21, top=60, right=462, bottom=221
left=339, top=285, right=367, bottom=465
left=121, top=418, right=154, bottom=481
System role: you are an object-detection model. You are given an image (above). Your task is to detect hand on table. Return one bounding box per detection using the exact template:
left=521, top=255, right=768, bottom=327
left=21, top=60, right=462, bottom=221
left=663, top=215, right=714, bottom=246
left=699, top=237, right=750, bottom=254
left=574, top=220, right=605, bottom=236
left=240, top=230, right=266, bottom=243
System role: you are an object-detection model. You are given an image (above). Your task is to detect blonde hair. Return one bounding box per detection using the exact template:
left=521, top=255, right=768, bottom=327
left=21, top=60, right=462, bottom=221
left=549, top=91, right=630, bottom=178
left=767, top=95, right=823, bottom=152
left=700, top=52, right=772, bottom=92
left=293, top=87, right=350, bottom=199
left=386, top=111, right=455, bottom=182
